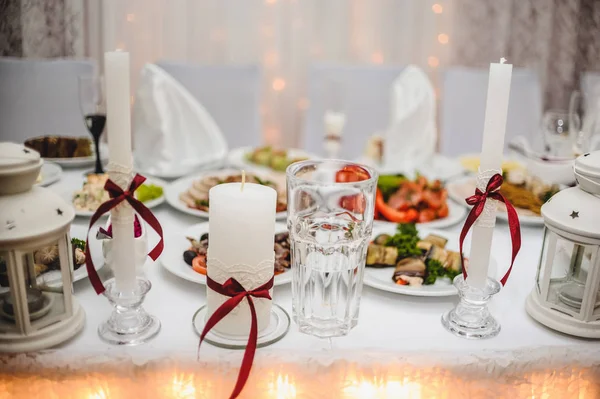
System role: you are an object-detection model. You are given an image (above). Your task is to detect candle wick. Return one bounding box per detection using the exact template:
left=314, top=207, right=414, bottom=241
left=500, top=57, right=507, bottom=64
left=241, top=170, right=246, bottom=191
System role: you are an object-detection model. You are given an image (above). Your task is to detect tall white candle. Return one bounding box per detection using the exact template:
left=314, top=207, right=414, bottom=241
left=207, top=182, right=277, bottom=335
left=468, top=59, right=513, bottom=289
left=105, top=51, right=136, bottom=293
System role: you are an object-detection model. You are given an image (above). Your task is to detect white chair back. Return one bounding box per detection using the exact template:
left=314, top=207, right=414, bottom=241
left=155, top=61, right=262, bottom=148
left=580, top=72, right=600, bottom=138
left=440, top=67, right=543, bottom=157
left=303, top=64, right=405, bottom=160
left=0, top=57, right=95, bottom=142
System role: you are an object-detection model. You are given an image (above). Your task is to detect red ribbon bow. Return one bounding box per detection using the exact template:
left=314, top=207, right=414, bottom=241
left=199, top=276, right=274, bottom=399
left=84, top=174, right=164, bottom=295
left=459, top=173, right=521, bottom=286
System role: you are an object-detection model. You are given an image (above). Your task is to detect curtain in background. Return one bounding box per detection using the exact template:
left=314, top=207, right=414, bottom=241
left=0, top=0, right=84, bottom=58
left=3, top=0, right=600, bottom=145
left=450, top=0, right=600, bottom=110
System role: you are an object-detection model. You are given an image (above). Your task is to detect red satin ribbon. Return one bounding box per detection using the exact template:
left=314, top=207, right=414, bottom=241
left=84, top=174, right=164, bottom=294
left=199, top=276, right=274, bottom=399
left=459, top=173, right=521, bottom=286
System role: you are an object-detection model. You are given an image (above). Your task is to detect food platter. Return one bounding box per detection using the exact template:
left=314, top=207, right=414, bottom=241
left=71, top=175, right=166, bottom=218
left=164, top=169, right=288, bottom=220
left=446, top=176, right=549, bottom=226
left=160, top=222, right=292, bottom=286
left=362, top=224, right=463, bottom=296
left=46, top=143, right=108, bottom=168
left=227, top=146, right=317, bottom=174
left=373, top=200, right=466, bottom=229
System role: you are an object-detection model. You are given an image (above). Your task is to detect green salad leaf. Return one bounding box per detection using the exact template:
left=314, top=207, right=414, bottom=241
left=71, top=238, right=86, bottom=251
left=377, top=174, right=406, bottom=201
left=384, top=223, right=421, bottom=258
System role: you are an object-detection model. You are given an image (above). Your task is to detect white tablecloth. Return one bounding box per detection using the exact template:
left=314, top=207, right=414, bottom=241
left=2, top=166, right=599, bottom=398
left=40, top=167, right=594, bottom=359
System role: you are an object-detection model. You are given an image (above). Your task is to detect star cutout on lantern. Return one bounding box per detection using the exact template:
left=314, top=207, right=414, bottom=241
left=56, top=208, right=63, bottom=216
left=6, top=220, right=15, bottom=230
left=23, top=148, right=30, bottom=154
left=570, top=211, right=579, bottom=219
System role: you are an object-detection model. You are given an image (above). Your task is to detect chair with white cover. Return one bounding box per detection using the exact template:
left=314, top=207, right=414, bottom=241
left=440, top=67, right=543, bottom=157
left=0, top=57, right=95, bottom=143
left=580, top=72, right=600, bottom=138
left=303, top=63, right=405, bottom=160
left=155, top=61, right=262, bottom=148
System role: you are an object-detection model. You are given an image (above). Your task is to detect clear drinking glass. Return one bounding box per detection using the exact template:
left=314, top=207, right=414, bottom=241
left=78, top=76, right=107, bottom=174
left=286, top=160, right=377, bottom=338
left=542, top=109, right=580, bottom=157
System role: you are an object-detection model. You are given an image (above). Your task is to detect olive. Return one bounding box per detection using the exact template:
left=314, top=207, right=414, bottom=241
left=200, top=233, right=209, bottom=242
left=183, top=250, right=197, bottom=266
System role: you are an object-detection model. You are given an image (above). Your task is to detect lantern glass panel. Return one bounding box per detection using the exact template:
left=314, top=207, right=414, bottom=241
left=536, top=229, right=551, bottom=295
left=29, top=238, right=69, bottom=331
left=0, top=251, right=19, bottom=335
left=547, top=235, right=596, bottom=317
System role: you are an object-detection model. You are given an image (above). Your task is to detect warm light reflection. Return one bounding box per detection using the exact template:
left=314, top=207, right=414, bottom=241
left=116, top=42, right=126, bottom=50
left=130, top=95, right=135, bottom=106
left=171, top=373, right=196, bottom=398
left=343, top=378, right=422, bottom=399
left=210, top=29, right=225, bottom=42
left=88, top=388, right=108, bottom=399
left=297, top=98, right=309, bottom=110
left=126, top=13, right=135, bottom=22
left=265, top=0, right=277, bottom=4
left=272, top=78, right=286, bottom=91
left=268, top=373, right=297, bottom=399
left=427, top=56, right=439, bottom=67
left=432, top=4, right=443, bottom=14
left=438, top=33, right=449, bottom=44
left=370, top=52, right=384, bottom=64
left=262, top=26, right=274, bottom=37
left=265, top=51, right=279, bottom=67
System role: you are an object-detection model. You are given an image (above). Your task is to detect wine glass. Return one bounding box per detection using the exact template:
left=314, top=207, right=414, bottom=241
left=541, top=109, right=580, bottom=157
left=79, top=76, right=107, bottom=174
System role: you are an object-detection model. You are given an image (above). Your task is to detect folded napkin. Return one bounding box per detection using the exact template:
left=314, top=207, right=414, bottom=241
left=132, top=64, right=228, bottom=177
left=383, top=66, right=437, bottom=174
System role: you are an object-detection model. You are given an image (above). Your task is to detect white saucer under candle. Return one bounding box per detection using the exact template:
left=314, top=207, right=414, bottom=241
left=206, top=177, right=277, bottom=336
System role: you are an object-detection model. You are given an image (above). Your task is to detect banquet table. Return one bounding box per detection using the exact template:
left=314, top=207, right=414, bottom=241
left=1, top=166, right=599, bottom=399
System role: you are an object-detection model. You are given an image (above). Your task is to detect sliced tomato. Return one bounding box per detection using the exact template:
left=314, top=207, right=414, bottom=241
left=395, top=278, right=408, bottom=285
left=335, top=165, right=370, bottom=183
left=340, top=193, right=366, bottom=213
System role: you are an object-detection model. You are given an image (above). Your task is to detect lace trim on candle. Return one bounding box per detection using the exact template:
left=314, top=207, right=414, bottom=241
left=106, top=162, right=134, bottom=218
left=207, top=257, right=275, bottom=293
left=475, top=167, right=502, bottom=228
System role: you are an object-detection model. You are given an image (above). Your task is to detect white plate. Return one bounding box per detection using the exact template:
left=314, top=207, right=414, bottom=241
left=160, top=222, right=292, bottom=286
left=227, top=146, right=317, bottom=174
left=35, top=225, right=104, bottom=288
left=36, top=162, right=62, bottom=187
left=43, top=142, right=109, bottom=168
left=373, top=200, right=467, bottom=230
left=165, top=169, right=288, bottom=220
left=446, top=176, right=545, bottom=226
left=363, top=226, right=464, bottom=297
left=71, top=176, right=167, bottom=218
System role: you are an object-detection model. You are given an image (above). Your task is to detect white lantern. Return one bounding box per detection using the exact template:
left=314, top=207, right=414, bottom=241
left=526, top=151, right=600, bottom=338
left=0, top=143, right=85, bottom=352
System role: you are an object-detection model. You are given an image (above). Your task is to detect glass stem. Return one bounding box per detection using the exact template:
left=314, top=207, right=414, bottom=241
left=94, top=135, right=103, bottom=174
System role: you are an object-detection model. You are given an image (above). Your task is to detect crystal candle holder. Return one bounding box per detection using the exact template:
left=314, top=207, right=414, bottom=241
left=441, top=275, right=501, bottom=339
left=98, top=277, right=160, bottom=345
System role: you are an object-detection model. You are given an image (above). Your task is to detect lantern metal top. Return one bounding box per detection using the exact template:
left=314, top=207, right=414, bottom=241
left=574, top=151, right=600, bottom=196
left=541, top=150, right=600, bottom=240
left=0, top=142, right=74, bottom=245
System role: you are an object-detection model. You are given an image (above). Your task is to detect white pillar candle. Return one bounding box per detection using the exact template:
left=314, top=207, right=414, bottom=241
left=105, top=51, right=136, bottom=293
left=324, top=110, right=346, bottom=159
left=468, top=59, right=513, bottom=289
left=207, top=182, right=277, bottom=335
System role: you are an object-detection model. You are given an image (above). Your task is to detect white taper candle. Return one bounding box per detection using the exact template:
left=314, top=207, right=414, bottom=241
left=105, top=51, right=136, bottom=293
left=468, top=58, right=513, bottom=288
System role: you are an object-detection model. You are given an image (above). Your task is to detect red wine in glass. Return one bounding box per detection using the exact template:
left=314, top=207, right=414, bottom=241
left=85, top=113, right=107, bottom=174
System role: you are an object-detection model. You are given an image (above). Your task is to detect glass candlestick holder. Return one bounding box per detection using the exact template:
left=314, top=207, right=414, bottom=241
left=98, top=277, right=160, bottom=345
left=441, top=275, right=501, bottom=339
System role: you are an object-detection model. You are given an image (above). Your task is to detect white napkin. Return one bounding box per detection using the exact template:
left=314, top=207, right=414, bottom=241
left=132, top=64, right=228, bottom=178
left=383, top=65, right=437, bottom=174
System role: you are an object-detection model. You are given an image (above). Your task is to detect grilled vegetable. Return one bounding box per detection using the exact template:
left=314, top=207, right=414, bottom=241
left=422, top=234, right=448, bottom=248
left=183, top=250, right=197, bottom=266
left=373, top=234, right=391, bottom=245
left=392, top=257, right=427, bottom=281
left=366, top=244, right=398, bottom=267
